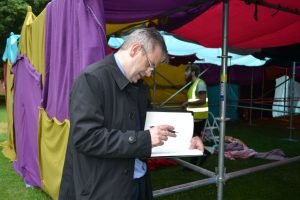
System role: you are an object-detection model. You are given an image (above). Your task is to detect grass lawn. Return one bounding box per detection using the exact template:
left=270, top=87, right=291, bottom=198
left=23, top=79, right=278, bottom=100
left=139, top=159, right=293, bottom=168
left=0, top=104, right=51, bottom=200
left=151, top=119, right=300, bottom=200
left=0, top=102, right=300, bottom=199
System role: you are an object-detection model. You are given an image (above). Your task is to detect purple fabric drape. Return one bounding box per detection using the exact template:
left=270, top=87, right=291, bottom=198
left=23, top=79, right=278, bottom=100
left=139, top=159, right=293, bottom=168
left=199, top=64, right=264, bottom=86
left=12, top=55, right=42, bottom=187
left=42, top=0, right=107, bottom=122
left=199, top=64, right=220, bottom=86
left=229, top=66, right=264, bottom=86
left=104, top=0, right=218, bottom=31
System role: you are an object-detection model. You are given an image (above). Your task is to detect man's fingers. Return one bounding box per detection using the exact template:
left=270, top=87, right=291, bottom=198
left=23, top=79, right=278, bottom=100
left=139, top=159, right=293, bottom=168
left=167, top=131, right=176, bottom=137
left=160, top=130, right=176, bottom=138
left=154, top=140, right=164, bottom=147
left=160, top=135, right=168, bottom=141
left=157, top=125, right=175, bottom=131
left=150, top=125, right=177, bottom=147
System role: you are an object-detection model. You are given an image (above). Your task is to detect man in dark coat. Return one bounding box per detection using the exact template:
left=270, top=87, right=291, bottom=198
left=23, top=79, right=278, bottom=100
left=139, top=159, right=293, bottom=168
left=59, top=28, right=204, bottom=200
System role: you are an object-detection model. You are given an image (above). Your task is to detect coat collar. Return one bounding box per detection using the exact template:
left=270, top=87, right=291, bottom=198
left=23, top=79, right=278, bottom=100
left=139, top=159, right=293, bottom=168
left=108, top=54, right=130, bottom=91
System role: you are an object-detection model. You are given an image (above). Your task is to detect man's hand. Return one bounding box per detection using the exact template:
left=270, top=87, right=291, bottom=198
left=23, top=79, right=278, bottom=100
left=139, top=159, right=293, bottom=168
left=189, top=136, right=204, bottom=152
left=149, top=125, right=176, bottom=147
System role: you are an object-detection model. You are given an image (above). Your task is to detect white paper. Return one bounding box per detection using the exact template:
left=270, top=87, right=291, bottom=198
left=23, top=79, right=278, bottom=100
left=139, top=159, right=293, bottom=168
left=144, top=111, right=203, bottom=157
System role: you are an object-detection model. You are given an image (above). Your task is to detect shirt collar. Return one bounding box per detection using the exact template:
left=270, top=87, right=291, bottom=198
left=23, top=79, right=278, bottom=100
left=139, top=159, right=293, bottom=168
left=114, top=53, right=126, bottom=76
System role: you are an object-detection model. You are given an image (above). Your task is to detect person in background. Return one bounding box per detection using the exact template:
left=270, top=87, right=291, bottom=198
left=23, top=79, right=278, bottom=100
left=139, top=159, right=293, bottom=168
left=59, top=28, right=204, bottom=200
left=181, top=63, right=209, bottom=166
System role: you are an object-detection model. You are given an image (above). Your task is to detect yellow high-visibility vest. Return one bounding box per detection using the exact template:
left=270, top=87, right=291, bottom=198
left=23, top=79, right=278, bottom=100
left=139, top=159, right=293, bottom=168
left=187, top=78, right=208, bottom=120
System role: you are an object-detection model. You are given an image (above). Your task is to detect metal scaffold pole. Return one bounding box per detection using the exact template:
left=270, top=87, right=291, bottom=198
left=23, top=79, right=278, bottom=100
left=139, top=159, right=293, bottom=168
left=217, top=0, right=229, bottom=200
left=285, top=61, right=298, bottom=142
left=249, top=68, right=254, bottom=125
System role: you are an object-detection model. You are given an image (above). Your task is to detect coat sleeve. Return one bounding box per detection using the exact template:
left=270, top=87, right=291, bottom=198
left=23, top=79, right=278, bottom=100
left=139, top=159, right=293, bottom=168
left=69, top=72, right=152, bottom=159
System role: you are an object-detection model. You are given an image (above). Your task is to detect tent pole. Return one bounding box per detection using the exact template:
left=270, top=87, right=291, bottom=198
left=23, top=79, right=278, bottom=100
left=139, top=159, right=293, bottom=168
left=231, top=104, right=299, bottom=114
left=260, top=76, right=291, bottom=99
left=153, top=156, right=300, bottom=198
left=261, top=67, right=265, bottom=120
left=284, top=69, right=288, bottom=120
left=226, top=156, right=300, bottom=180
left=217, top=1, right=229, bottom=200
left=249, top=68, right=254, bottom=125
left=171, top=158, right=215, bottom=177
left=286, top=61, right=298, bottom=141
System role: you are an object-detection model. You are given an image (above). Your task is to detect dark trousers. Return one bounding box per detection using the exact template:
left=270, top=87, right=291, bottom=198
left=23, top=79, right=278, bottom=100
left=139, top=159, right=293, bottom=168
left=193, top=120, right=205, bottom=137
left=132, top=173, right=153, bottom=200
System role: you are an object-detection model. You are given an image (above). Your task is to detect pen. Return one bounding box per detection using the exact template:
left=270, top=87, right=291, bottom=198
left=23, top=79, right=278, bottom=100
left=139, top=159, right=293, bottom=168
left=168, top=130, right=178, bottom=134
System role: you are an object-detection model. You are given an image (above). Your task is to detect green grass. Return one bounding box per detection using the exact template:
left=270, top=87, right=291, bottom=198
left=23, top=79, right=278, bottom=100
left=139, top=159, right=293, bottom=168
left=152, top=120, right=300, bottom=200
left=0, top=103, right=300, bottom=199
left=0, top=104, right=51, bottom=200
left=0, top=99, right=7, bottom=122
left=0, top=152, right=51, bottom=200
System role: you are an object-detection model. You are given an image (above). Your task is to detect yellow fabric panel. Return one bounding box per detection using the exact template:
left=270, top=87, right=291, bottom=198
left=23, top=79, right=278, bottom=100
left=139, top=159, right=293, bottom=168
left=19, top=6, right=36, bottom=62
left=148, top=87, right=187, bottom=105
left=19, top=6, right=46, bottom=85
left=144, top=63, right=187, bottom=104
left=144, top=63, right=186, bottom=87
left=106, top=19, right=158, bottom=35
left=0, top=61, right=16, bottom=161
left=38, top=108, right=70, bottom=200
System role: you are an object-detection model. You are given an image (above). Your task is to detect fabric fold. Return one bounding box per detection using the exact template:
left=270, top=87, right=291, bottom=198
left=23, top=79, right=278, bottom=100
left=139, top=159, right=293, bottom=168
left=12, top=55, right=42, bottom=187
left=38, top=108, right=70, bottom=200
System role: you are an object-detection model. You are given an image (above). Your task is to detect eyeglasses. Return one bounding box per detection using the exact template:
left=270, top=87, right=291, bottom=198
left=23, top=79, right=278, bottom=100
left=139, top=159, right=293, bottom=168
left=141, top=46, right=156, bottom=71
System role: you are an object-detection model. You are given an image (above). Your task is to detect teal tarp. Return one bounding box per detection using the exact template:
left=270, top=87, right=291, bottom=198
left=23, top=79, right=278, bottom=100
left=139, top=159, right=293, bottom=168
left=208, top=84, right=239, bottom=121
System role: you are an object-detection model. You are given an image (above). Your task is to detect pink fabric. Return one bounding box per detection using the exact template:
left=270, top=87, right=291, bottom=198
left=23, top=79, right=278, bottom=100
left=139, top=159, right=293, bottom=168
left=173, top=0, right=300, bottom=48
left=225, top=149, right=257, bottom=160
left=222, top=136, right=286, bottom=161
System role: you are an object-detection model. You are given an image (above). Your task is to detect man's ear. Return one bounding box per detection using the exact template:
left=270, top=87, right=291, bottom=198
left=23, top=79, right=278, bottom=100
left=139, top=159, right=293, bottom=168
left=129, top=43, right=141, bottom=57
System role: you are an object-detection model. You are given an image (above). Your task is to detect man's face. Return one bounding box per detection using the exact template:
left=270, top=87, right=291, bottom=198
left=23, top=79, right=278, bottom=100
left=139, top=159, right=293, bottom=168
left=130, top=45, right=162, bottom=83
left=185, top=68, right=192, bottom=82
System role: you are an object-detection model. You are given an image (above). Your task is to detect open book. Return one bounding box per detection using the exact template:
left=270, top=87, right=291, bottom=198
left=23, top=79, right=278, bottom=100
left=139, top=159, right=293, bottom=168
left=144, top=111, right=203, bottom=157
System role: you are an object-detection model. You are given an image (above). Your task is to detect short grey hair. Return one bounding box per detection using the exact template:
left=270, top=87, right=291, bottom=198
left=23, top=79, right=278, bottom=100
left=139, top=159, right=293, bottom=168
left=120, top=28, right=168, bottom=63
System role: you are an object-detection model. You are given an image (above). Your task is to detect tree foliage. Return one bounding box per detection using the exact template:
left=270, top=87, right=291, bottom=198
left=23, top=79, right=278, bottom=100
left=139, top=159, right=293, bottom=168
left=0, top=0, right=48, bottom=78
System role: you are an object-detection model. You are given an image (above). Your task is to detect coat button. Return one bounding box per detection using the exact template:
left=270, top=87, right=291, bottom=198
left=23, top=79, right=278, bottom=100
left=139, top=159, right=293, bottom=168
left=124, top=169, right=129, bottom=174
left=129, top=112, right=134, bottom=120
left=128, top=136, right=136, bottom=143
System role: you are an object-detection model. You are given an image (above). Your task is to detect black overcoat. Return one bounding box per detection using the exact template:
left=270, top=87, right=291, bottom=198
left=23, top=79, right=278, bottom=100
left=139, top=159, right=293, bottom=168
left=59, top=54, right=153, bottom=200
